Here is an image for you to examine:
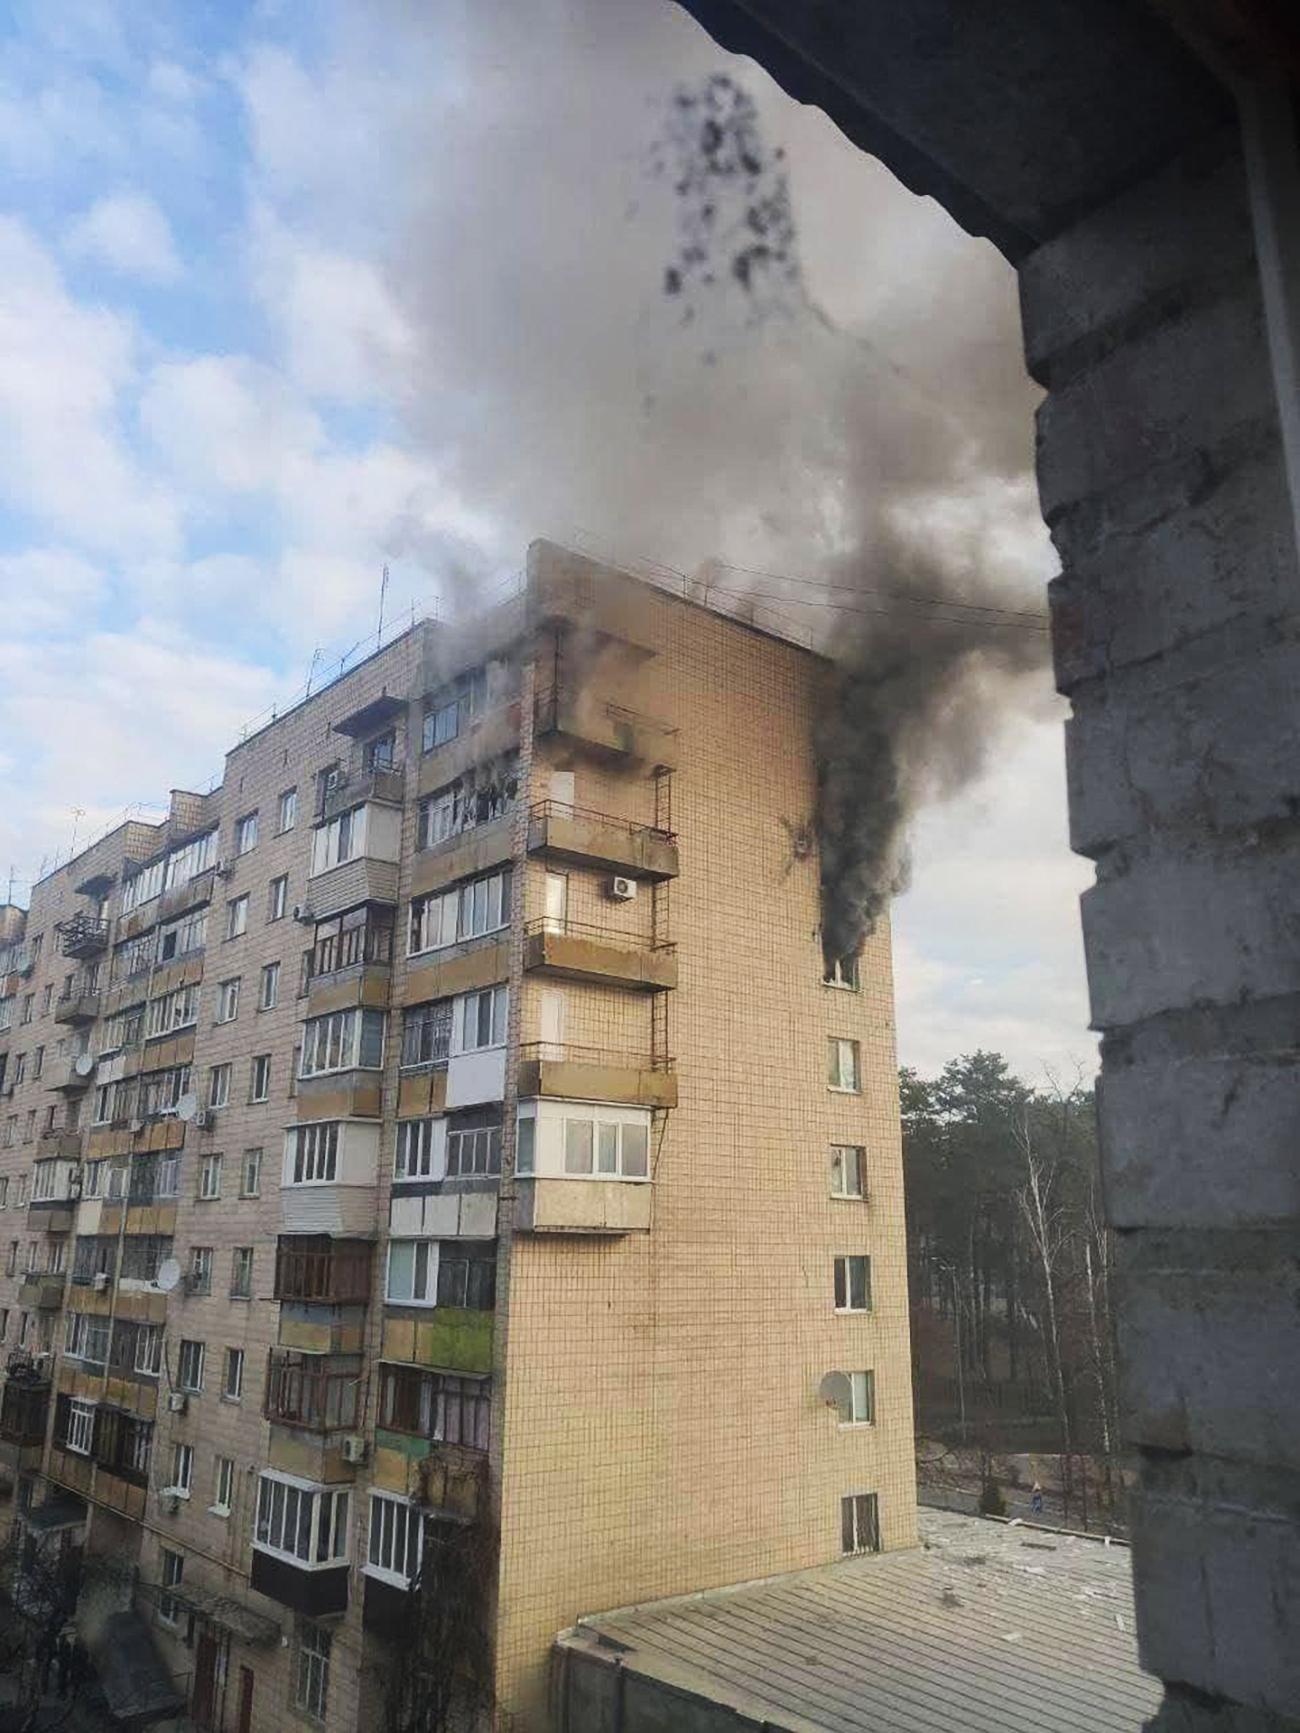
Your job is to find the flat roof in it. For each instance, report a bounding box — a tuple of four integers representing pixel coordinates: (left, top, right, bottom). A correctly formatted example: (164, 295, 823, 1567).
(556, 1508, 1163, 1733)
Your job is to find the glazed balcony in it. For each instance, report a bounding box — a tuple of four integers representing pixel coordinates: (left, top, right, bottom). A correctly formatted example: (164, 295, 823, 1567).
(319, 764, 405, 824)
(264, 1350, 365, 1432)
(274, 1238, 372, 1304)
(523, 919, 678, 992)
(526, 800, 679, 882)
(534, 687, 678, 772)
(56, 914, 109, 960)
(517, 1042, 677, 1110)
(0, 1373, 50, 1447)
(17, 1273, 65, 1310)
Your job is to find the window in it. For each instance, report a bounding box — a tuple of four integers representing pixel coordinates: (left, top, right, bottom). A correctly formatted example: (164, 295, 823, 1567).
(159, 1549, 184, 1625)
(278, 788, 298, 833)
(268, 875, 288, 922)
(240, 1148, 262, 1197)
(13, 1053, 25, 1085)
(560, 1114, 648, 1178)
(400, 1000, 452, 1068)
(364, 730, 396, 772)
(446, 1110, 503, 1177)
(190, 1246, 213, 1292)
(46, 1238, 65, 1274)
(208, 1064, 231, 1109)
(157, 1152, 181, 1199)
(235, 811, 259, 855)
(121, 1235, 171, 1283)
(3, 1119, 15, 1149)
(231, 1247, 253, 1298)
(367, 1493, 423, 1587)
(65, 1312, 111, 1364)
(841, 1491, 881, 1554)
(296, 1625, 332, 1722)
(414, 758, 517, 847)
(20, 996, 33, 1025)
(395, 1118, 437, 1180)
(199, 1153, 223, 1200)
(226, 896, 248, 940)
(255, 1473, 349, 1569)
(830, 1146, 866, 1199)
(299, 1008, 386, 1077)
(258, 962, 279, 1010)
(170, 1442, 194, 1496)
(250, 1054, 271, 1102)
(31, 1159, 59, 1202)
(5, 1242, 15, 1277)
(285, 1123, 339, 1185)
(409, 867, 511, 956)
(311, 805, 368, 875)
(460, 985, 508, 1052)
(32, 1046, 43, 1079)
(41, 985, 52, 1014)
(378, 1366, 490, 1450)
(833, 1255, 872, 1312)
(421, 666, 487, 753)
(823, 950, 860, 990)
(0, 1309, 6, 1339)
(847, 1370, 876, 1425)
(157, 907, 207, 963)
(16, 1173, 28, 1206)
(386, 1239, 437, 1306)
(436, 1241, 496, 1311)
(828, 1038, 861, 1093)
(147, 985, 199, 1037)
(216, 978, 240, 1023)
(66, 1398, 96, 1456)
(135, 1323, 162, 1376)
(0, 1177, 7, 1209)
(23, 1109, 35, 1143)
(307, 906, 393, 980)
(213, 1455, 235, 1515)
(223, 1347, 244, 1401)
(26, 1239, 41, 1273)
(139, 1064, 191, 1119)
(178, 1339, 205, 1392)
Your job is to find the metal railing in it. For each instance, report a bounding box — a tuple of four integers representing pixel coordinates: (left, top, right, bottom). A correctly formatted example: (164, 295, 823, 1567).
(523, 916, 674, 953)
(533, 686, 678, 745)
(55, 914, 110, 959)
(264, 1352, 364, 1431)
(518, 1040, 674, 1071)
(527, 799, 675, 842)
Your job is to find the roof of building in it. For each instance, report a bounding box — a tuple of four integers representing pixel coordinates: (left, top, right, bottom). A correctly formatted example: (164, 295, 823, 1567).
(555, 1508, 1163, 1733)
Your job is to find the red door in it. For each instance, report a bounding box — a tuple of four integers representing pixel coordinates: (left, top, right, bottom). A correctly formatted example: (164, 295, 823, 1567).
(237, 1665, 254, 1733)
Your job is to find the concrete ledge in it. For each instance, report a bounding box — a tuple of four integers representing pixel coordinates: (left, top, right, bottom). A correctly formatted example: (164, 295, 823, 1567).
(528, 809, 678, 882)
(523, 928, 678, 992)
(410, 819, 515, 897)
(519, 1057, 678, 1110)
(515, 1176, 652, 1235)
(403, 938, 509, 1006)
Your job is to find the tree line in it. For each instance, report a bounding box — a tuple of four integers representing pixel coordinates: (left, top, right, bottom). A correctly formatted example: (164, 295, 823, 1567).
(901, 1051, 1121, 1526)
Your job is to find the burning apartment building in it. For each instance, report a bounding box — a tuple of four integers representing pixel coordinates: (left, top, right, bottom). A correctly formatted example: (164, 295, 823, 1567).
(0, 541, 915, 1730)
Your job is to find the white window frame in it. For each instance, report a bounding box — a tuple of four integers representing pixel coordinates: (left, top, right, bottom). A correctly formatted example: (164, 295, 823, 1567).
(199, 1154, 223, 1201)
(66, 1398, 96, 1456)
(269, 875, 289, 921)
(459, 985, 508, 1054)
(842, 1490, 881, 1555)
(170, 1442, 193, 1497)
(299, 1008, 385, 1078)
(235, 812, 259, 855)
(385, 1239, 438, 1308)
(135, 1323, 162, 1376)
(217, 979, 240, 1023)
(833, 1255, 872, 1314)
(159, 1549, 185, 1626)
(395, 1119, 437, 1180)
(284, 1123, 340, 1186)
(240, 1148, 262, 1197)
(278, 789, 297, 834)
(830, 1145, 866, 1200)
(208, 1064, 231, 1109)
(366, 1492, 423, 1589)
(178, 1338, 205, 1393)
(846, 1369, 876, 1426)
(223, 1347, 244, 1401)
(226, 896, 249, 940)
(231, 1247, 253, 1299)
(213, 1455, 235, 1516)
(295, 1624, 331, 1722)
(311, 805, 368, 876)
(250, 1053, 271, 1102)
(560, 1114, 649, 1179)
(254, 1469, 350, 1571)
(828, 1038, 861, 1093)
(259, 962, 279, 1010)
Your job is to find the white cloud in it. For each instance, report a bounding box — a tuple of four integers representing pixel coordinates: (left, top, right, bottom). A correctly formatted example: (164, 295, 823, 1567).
(66, 188, 182, 283)
(0, 550, 106, 634)
(140, 352, 322, 492)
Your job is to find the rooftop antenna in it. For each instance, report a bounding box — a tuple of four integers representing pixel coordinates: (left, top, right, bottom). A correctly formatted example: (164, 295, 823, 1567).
(305, 647, 323, 698)
(377, 563, 390, 645)
(69, 807, 85, 856)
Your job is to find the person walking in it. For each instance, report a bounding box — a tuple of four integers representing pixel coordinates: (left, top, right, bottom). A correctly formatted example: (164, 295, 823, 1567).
(1031, 1481, 1045, 1517)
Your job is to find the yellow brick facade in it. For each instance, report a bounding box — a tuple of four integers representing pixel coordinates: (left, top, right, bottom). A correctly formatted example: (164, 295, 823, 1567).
(0, 542, 914, 1733)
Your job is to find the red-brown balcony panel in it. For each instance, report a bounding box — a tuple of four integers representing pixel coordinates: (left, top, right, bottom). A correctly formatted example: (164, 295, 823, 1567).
(274, 1237, 372, 1304)
(264, 1350, 364, 1431)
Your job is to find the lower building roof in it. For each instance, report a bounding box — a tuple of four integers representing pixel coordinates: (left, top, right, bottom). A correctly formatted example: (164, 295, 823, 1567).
(553, 1508, 1163, 1733)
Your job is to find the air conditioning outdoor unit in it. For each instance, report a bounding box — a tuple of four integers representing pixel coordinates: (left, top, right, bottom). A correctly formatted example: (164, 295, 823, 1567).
(128, 1118, 144, 1134)
(162, 1491, 182, 1515)
(191, 1108, 212, 1132)
(168, 1392, 188, 1415)
(608, 876, 637, 901)
(292, 904, 315, 925)
(214, 859, 234, 880)
(340, 1435, 368, 1466)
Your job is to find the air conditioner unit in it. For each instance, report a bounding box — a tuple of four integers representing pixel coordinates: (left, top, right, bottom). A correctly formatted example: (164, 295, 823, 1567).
(162, 1492, 182, 1515)
(213, 859, 234, 880)
(128, 1117, 144, 1133)
(191, 1108, 212, 1131)
(91, 1273, 109, 1292)
(292, 904, 315, 925)
(608, 876, 637, 901)
(168, 1392, 188, 1415)
(340, 1435, 368, 1466)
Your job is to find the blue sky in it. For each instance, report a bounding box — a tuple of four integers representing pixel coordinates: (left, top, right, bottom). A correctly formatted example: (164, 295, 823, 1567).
(0, 0, 1094, 1078)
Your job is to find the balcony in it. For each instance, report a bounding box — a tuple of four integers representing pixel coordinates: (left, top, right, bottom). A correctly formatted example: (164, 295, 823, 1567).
(274, 1237, 372, 1304)
(264, 1350, 364, 1432)
(527, 800, 679, 882)
(56, 914, 109, 960)
(320, 764, 405, 824)
(18, 1273, 67, 1309)
(0, 1368, 51, 1448)
(534, 688, 678, 772)
(523, 918, 678, 992)
(516, 1177, 653, 1235)
(38, 1129, 82, 1161)
(48, 1056, 95, 1094)
(518, 1042, 677, 1110)
(54, 990, 100, 1026)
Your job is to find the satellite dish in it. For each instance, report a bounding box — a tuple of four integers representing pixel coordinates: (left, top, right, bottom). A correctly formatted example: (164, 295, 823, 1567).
(818, 1371, 853, 1419)
(175, 1093, 198, 1123)
(155, 1258, 182, 1294)
(73, 1053, 96, 1078)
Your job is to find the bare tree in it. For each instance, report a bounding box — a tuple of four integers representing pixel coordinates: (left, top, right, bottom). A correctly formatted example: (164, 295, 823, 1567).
(1013, 1110, 1076, 1522)
(0, 1525, 124, 1733)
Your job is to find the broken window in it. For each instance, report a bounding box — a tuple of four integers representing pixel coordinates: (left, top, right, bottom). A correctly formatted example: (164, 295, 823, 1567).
(841, 1491, 880, 1554)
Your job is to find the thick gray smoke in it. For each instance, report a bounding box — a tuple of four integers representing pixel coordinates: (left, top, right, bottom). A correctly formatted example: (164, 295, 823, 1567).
(362, 0, 1053, 951)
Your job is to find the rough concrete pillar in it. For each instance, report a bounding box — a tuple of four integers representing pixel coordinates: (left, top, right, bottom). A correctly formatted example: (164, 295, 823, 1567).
(1019, 126, 1300, 1731)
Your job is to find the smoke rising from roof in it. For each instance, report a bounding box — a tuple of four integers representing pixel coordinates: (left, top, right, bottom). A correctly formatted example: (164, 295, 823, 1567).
(375, 0, 1053, 952)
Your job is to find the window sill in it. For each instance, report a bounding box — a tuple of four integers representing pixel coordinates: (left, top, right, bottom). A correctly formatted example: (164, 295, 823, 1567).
(827, 1086, 862, 1096)
(822, 979, 860, 993)
(161, 1487, 191, 1501)
(833, 1307, 874, 1317)
(830, 1193, 868, 1203)
(838, 1420, 877, 1431)
(363, 1564, 415, 1592)
(208, 1503, 231, 1519)
(220, 1395, 242, 1407)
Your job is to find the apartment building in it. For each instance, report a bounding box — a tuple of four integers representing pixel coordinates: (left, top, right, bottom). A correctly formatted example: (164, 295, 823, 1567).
(0, 541, 916, 1732)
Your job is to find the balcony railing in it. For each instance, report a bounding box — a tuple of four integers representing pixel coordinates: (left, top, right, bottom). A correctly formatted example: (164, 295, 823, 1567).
(56, 914, 110, 960)
(527, 798, 675, 843)
(274, 1240, 372, 1304)
(264, 1351, 364, 1432)
(518, 1040, 674, 1072)
(0, 1375, 51, 1447)
(523, 916, 673, 952)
